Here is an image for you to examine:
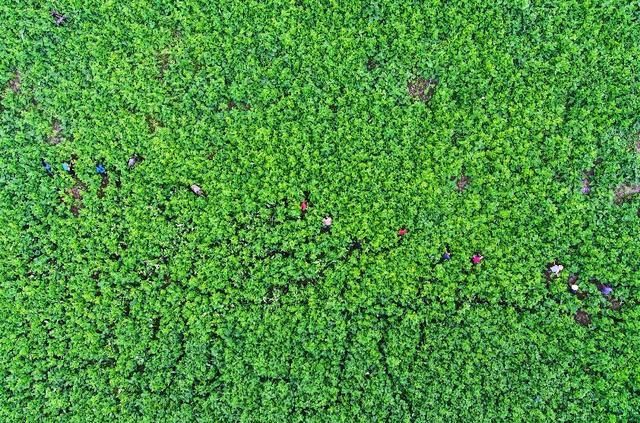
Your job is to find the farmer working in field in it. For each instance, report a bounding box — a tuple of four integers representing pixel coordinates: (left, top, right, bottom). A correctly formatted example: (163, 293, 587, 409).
(321, 215, 332, 233)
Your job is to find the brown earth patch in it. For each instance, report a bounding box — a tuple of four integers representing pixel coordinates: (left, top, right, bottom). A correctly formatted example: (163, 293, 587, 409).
(575, 310, 591, 326)
(408, 77, 438, 103)
(48, 119, 63, 144)
(8, 71, 20, 93)
(98, 174, 109, 198)
(456, 175, 469, 191)
(157, 50, 170, 79)
(609, 298, 622, 311)
(614, 184, 640, 204)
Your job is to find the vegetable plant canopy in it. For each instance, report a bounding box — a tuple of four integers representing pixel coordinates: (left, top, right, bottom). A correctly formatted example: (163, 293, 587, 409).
(1, 1, 640, 421)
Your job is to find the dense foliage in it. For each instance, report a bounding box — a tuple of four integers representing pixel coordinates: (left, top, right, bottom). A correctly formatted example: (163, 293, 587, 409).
(1, 1, 640, 421)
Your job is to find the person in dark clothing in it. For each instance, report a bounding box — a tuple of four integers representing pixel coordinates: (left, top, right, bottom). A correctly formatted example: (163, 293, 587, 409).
(349, 240, 362, 251)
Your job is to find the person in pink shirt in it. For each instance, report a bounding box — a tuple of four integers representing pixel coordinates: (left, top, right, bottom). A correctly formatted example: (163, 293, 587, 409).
(321, 215, 332, 233)
(471, 253, 483, 265)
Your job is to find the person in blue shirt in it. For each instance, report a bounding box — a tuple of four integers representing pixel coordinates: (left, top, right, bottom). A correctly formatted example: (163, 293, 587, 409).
(598, 283, 613, 296)
(62, 155, 78, 177)
(442, 246, 452, 261)
(42, 159, 53, 175)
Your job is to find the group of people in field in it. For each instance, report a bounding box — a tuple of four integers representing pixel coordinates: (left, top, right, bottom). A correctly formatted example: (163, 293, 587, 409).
(301, 196, 486, 264)
(42, 156, 615, 304)
(300, 198, 617, 305)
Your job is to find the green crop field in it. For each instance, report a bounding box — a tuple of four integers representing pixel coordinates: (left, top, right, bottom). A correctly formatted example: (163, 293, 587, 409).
(1, 1, 640, 421)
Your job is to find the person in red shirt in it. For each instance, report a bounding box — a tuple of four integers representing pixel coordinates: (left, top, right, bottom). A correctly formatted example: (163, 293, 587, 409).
(300, 191, 310, 217)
